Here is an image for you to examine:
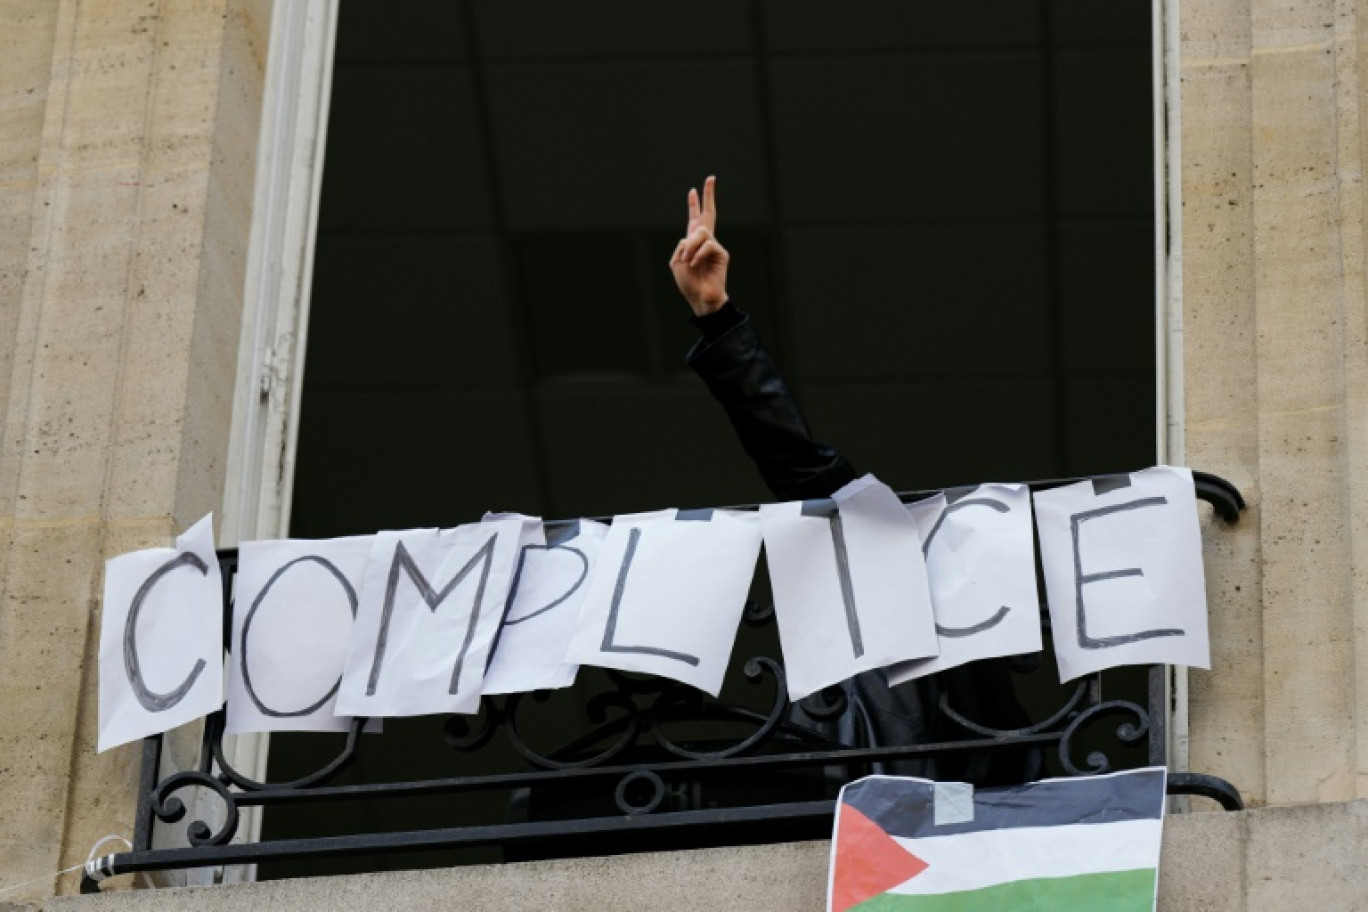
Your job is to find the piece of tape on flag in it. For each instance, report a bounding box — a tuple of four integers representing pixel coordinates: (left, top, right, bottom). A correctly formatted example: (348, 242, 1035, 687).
(933, 782, 974, 826)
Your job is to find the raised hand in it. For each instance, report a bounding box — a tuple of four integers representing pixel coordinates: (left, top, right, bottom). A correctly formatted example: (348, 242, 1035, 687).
(669, 175, 730, 316)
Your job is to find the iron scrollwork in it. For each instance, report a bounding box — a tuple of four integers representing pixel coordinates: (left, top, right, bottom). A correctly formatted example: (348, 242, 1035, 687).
(150, 770, 240, 848)
(1057, 699, 1151, 777)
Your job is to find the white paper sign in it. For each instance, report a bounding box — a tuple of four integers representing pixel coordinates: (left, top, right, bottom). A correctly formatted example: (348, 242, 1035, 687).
(337, 520, 522, 717)
(225, 536, 374, 735)
(566, 509, 762, 697)
(98, 514, 224, 752)
(888, 484, 1043, 684)
(761, 475, 939, 700)
(481, 518, 608, 695)
(1033, 466, 1211, 682)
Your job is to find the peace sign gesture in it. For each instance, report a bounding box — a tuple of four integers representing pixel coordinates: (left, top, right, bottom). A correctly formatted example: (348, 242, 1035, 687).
(669, 175, 730, 317)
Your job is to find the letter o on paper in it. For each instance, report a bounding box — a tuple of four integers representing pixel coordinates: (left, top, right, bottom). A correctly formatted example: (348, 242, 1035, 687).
(241, 556, 358, 718)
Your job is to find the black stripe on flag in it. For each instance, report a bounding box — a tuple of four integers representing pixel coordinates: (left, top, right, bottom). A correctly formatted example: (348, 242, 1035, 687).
(841, 768, 1166, 839)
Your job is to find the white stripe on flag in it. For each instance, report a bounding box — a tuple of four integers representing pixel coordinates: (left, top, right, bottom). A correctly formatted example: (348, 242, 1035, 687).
(888, 817, 1162, 896)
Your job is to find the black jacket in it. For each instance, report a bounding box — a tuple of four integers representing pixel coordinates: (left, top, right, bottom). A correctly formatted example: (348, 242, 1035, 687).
(687, 304, 857, 501)
(688, 304, 1039, 785)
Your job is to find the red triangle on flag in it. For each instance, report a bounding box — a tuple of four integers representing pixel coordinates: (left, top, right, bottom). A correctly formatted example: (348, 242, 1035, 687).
(830, 804, 929, 912)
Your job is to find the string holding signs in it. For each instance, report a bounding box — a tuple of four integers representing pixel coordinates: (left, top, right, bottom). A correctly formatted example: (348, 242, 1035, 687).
(566, 509, 763, 698)
(480, 515, 608, 696)
(888, 483, 1042, 685)
(336, 519, 523, 718)
(761, 476, 939, 700)
(224, 535, 374, 736)
(1033, 466, 1210, 682)
(98, 514, 224, 753)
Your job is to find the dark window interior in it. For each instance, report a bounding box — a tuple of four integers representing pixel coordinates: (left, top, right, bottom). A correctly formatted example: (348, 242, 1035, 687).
(272, 0, 1156, 878)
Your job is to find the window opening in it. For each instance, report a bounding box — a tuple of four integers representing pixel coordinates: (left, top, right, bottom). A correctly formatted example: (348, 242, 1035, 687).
(277, 0, 1158, 878)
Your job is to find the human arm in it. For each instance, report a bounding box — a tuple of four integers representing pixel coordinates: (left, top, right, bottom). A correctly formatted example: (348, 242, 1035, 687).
(671, 177, 857, 500)
(687, 310, 857, 500)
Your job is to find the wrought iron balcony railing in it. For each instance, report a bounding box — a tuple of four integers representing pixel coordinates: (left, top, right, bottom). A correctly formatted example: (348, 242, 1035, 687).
(82, 471, 1246, 892)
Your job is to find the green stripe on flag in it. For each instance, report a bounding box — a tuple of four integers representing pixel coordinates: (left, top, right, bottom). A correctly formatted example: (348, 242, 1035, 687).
(850, 867, 1157, 912)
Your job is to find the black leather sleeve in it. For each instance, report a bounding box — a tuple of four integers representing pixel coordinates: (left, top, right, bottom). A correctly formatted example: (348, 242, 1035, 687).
(686, 308, 858, 501)
(685, 306, 1040, 786)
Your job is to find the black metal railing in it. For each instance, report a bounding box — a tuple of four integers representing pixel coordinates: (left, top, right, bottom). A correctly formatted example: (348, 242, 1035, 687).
(83, 471, 1246, 892)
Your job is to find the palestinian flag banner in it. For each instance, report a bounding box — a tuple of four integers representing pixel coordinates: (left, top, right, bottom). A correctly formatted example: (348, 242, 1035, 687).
(828, 767, 1166, 912)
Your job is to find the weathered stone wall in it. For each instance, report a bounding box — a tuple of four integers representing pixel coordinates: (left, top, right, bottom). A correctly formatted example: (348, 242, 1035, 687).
(1182, 0, 1368, 808)
(0, 0, 270, 900)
